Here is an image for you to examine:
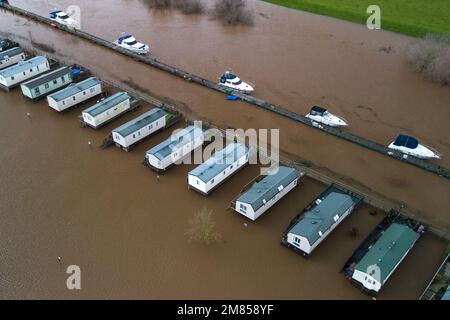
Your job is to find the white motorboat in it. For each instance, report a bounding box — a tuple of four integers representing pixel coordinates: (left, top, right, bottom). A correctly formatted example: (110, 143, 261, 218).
(113, 34, 149, 55)
(306, 106, 348, 127)
(50, 10, 77, 27)
(218, 71, 254, 94)
(388, 135, 441, 159)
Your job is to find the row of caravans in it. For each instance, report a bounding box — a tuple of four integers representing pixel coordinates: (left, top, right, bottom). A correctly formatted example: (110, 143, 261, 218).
(0, 49, 429, 298)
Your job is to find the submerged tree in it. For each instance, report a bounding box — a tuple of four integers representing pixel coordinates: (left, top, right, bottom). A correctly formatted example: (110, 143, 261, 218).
(143, 0, 204, 14)
(406, 33, 450, 86)
(186, 208, 221, 244)
(173, 0, 204, 14)
(212, 0, 255, 26)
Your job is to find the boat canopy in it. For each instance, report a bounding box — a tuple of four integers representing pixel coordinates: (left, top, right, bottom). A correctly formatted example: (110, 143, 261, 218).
(50, 10, 62, 18)
(393, 135, 419, 149)
(118, 34, 133, 41)
(310, 106, 327, 116)
(223, 72, 237, 80)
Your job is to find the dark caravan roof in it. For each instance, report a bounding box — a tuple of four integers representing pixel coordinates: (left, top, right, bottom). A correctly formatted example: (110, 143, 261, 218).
(393, 135, 419, 149)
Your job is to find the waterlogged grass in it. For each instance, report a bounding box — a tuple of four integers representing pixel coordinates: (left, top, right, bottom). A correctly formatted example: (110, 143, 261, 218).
(263, 0, 450, 37)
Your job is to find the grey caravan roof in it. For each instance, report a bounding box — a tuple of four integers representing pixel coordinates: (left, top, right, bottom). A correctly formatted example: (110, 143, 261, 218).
(189, 143, 249, 183)
(83, 92, 130, 117)
(49, 77, 101, 102)
(113, 108, 167, 138)
(21, 67, 71, 89)
(237, 166, 298, 211)
(288, 187, 361, 245)
(0, 47, 23, 61)
(0, 56, 47, 78)
(146, 125, 203, 161)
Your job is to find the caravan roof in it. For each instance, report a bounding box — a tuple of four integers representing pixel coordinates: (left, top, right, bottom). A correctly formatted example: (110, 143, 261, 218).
(0, 56, 48, 78)
(355, 223, 420, 284)
(83, 92, 130, 117)
(0, 47, 23, 61)
(237, 166, 298, 211)
(21, 66, 71, 89)
(189, 143, 249, 183)
(48, 77, 101, 102)
(288, 187, 361, 245)
(146, 125, 203, 161)
(113, 108, 167, 138)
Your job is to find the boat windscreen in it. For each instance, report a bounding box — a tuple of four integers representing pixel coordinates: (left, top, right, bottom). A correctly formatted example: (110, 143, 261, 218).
(225, 73, 237, 80)
(394, 135, 419, 149)
(60, 14, 70, 19)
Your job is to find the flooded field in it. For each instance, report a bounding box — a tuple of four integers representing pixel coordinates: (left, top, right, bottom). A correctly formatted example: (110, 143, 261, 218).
(0, 88, 446, 299)
(0, 0, 449, 299)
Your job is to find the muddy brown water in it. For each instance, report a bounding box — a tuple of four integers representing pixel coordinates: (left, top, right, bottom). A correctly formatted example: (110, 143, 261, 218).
(0, 1, 448, 299)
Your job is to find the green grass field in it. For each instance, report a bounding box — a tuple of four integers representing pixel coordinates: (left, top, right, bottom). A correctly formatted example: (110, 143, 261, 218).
(263, 0, 450, 37)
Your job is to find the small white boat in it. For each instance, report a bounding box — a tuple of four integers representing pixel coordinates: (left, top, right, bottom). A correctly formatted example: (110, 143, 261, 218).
(306, 106, 348, 127)
(113, 34, 149, 55)
(388, 135, 441, 159)
(219, 71, 254, 94)
(50, 10, 77, 27)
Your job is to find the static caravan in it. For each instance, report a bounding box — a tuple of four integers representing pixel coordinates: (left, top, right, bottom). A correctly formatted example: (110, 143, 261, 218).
(20, 66, 73, 100)
(145, 125, 204, 172)
(112, 108, 168, 151)
(420, 252, 450, 300)
(282, 185, 363, 256)
(0, 56, 50, 90)
(0, 38, 19, 52)
(188, 143, 250, 196)
(350, 223, 421, 294)
(234, 166, 302, 221)
(47, 77, 102, 112)
(81, 92, 131, 129)
(0, 47, 25, 70)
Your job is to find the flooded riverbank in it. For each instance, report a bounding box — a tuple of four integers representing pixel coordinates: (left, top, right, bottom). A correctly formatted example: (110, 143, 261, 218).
(0, 0, 449, 299)
(1, 5, 449, 231)
(0, 88, 446, 299)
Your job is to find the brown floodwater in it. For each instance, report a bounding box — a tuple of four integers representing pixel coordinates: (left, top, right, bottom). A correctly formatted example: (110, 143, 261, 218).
(0, 0, 449, 299)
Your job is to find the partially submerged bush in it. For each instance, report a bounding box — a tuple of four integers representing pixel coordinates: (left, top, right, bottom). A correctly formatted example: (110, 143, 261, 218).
(173, 0, 204, 14)
(143, 0, 204, 14)
(212, 0, 254, 26)
(406, 33, 450, 86)
(186, 208, 221, 244)
(144, 0, 171, 9)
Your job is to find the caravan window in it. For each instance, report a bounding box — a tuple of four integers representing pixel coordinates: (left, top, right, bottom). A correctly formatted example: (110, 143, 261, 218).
(90, 88, 95, 93)
(45, 83, 50, 89)
(294, 237, 301, 244)
(53, 80, 57, 85)
(72, 96, 76, 101)
(61, 77, 65, 83)
(240, 204, 247, 212)
(11, 76, 15, 80)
